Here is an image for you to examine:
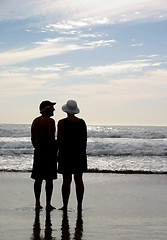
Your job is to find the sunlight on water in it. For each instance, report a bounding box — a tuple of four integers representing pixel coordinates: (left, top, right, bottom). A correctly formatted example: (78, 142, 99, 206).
(0, 124, 167, 173)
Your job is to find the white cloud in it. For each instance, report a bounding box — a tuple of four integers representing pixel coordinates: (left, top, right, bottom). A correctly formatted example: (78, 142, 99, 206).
(34, 64, 70, 72)
(0, 42, 75, 66)
(131, 43, 144, 47)
(68, 59, 163, 77)
(44, 17, 112, 34)
(0, 35, 116, 66)
(1, 1, 167, 125)
(1, 56, 165, 102)
(1, 58, 167, 125)
(49, 69, 167, 113)
(1, 0, 167, 23)
(84, 39, 116, 49)
(0, 56, 164, 93)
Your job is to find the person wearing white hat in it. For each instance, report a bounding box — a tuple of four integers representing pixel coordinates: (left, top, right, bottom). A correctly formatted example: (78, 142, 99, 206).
(57, 100, 87, 212)
(31, 100, 57, 211)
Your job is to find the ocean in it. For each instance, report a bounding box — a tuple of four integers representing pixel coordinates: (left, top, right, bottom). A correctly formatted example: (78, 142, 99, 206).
(0, 124, 167, 173)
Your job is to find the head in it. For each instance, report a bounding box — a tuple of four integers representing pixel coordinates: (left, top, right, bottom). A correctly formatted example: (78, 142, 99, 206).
(39, 100, 56, 117)
(62, 100, 80, 115)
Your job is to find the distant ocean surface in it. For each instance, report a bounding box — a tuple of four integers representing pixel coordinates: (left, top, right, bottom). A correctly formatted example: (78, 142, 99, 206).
(1, 124, 167, 174)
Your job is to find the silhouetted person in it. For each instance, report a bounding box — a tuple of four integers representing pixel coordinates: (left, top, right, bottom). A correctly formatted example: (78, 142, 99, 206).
(31, 100, 57, 211)
(57, 100, 87, 212)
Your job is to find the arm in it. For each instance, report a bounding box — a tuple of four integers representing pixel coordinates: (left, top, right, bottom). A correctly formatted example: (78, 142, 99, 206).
(83, 120, 87, 149)
(57, 119, 64, 144)
(31, 118, 39, 149)
(48, 118, 57, 150)
(80, 119, 87, 150)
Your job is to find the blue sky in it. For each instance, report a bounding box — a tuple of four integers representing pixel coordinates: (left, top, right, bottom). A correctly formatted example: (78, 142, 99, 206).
(1, 0, 167, 125)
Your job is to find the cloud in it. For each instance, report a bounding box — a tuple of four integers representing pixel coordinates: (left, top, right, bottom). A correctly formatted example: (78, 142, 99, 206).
(131, 43, 144, 47)
(0, 41, 76, 66)
(0, 36, 116, 66)
(83, 39, 116, 49)
(2, 68, 167, 103)
(1, 55, 167, 125)
(34, 64, 70, 72)
(1, 0, 167, 23)
(45, 17, 111, 32)
(68, 58, 163, 77)
(1, 56, 166, 101)
(0, 55, 163, 91)
(50, 69, 167, 111)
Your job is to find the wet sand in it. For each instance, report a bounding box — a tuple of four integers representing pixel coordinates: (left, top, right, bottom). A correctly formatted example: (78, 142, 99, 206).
(0, 172, 167, 240)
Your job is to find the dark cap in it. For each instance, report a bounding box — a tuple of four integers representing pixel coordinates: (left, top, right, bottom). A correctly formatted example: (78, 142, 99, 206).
(39, 100, 56, 112)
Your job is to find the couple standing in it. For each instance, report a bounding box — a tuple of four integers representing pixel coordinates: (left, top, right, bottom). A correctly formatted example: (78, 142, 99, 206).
(31, 100, 87, 212)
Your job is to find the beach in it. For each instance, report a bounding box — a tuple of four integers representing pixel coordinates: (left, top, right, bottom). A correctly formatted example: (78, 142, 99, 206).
(0, 173, 167, 240)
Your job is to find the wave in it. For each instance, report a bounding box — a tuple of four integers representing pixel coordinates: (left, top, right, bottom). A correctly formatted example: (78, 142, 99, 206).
(87, 139, 167, 157)
(88, 126, 167, 139)
(0, 124, 31, 137)
(1, 144, 167, 157)
(1, 124, 167, 140)
(1, 124, 167, 174)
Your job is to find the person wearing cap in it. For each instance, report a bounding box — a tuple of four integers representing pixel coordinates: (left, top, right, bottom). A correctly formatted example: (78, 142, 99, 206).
(31, 100, 57, 211)
(57, 100, 87, 212)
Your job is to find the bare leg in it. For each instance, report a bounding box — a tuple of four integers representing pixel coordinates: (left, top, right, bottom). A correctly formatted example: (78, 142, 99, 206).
(59, 175, 72, 211)
(45, 180, 56, 211)
(34, 179, 43, 209)
(74, 174, 84, 212)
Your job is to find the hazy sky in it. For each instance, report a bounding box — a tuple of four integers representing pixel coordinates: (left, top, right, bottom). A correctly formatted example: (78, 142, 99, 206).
(1, 0, 167, 125)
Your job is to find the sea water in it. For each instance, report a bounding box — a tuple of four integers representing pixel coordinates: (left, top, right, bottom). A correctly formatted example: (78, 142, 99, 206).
(0, 124, 167, 173)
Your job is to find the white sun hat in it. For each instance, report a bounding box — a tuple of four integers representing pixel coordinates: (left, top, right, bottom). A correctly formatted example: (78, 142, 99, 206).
(62, 100, 80, 114)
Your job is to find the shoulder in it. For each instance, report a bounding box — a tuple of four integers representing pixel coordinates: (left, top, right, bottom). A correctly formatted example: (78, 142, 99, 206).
(58, 118, 66, 126)
(71, 117, 86, 127)
(58, 118, 66, 123)
(31, 116, 41, 126)
(41, 115, 55, 124)
(79, 118, 86, 125)
(49, 117, 55, 124)
(44, 117, 55, 129)
(33, 115, 55, 126)
(79, 118, 85, 123)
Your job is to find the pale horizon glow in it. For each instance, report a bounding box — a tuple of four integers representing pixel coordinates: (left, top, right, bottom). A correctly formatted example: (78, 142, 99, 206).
(0, 0, 167, 126)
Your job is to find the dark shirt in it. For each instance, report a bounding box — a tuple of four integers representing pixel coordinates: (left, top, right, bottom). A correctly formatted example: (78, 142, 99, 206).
(57, 117, 87, 174)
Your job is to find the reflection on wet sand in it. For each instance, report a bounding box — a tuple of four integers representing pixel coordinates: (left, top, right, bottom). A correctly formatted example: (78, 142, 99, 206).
(31, 210, 56, 240)
(31, 210, 83, 240)
(61, 211, 70, 240)
(61, 211, 83, 240)
(73, 211, 83, 240)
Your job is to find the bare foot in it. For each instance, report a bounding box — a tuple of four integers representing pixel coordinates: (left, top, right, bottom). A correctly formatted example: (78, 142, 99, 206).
(35, 204, 43, 210)
(58, 206, 67, 212)
(46, 205, 56, 211)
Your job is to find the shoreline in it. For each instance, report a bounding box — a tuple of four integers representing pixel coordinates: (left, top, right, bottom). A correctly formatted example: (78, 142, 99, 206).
(1, 169, 167, 174)
(1, 172, 167, 239)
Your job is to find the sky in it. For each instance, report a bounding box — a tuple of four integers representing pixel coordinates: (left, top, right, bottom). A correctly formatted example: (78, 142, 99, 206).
(0, 0, 167, 126)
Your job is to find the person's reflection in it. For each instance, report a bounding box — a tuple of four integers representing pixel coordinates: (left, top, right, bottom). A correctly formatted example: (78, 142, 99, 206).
(74, 211, 83, 240)
(31, 210, 56, 240)
(32, 209, 41, 240)
(61, 210, 83, 240)
(45, 210, 54, 240)
(61, 210, 70, 240)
